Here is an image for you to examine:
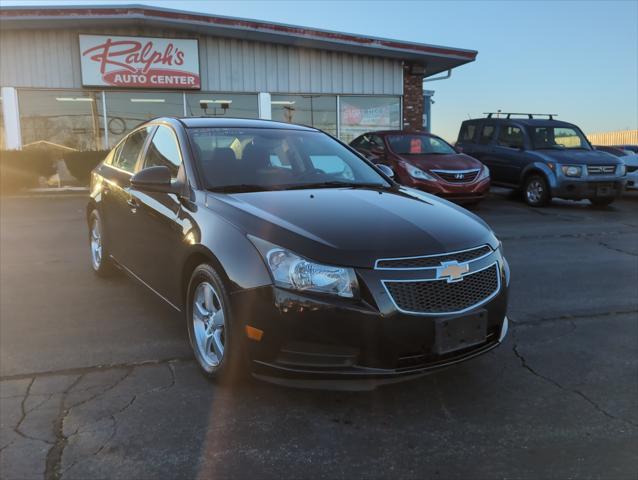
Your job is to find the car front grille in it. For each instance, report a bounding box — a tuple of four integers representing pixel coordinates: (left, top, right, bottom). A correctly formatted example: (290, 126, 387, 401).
(587, 165, 616, 175)
(384, 264, 499, 315)
(376, 245, 492, 270)
(432, 169, 480, 183)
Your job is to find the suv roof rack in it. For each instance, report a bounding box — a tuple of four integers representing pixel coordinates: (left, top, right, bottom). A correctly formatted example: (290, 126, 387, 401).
(483, 112, 558, 120)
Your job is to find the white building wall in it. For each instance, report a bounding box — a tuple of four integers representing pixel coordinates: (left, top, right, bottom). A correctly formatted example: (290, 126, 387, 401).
(0, 27, 403, 95)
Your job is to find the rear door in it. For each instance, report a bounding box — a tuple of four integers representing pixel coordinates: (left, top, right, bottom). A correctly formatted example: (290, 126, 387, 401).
(101, 127, 153, 264)
(492, 123, 527, 183)
(126, 124, 186, 303)
(470, 123, 502, 180)
(456, 122, 478, 153)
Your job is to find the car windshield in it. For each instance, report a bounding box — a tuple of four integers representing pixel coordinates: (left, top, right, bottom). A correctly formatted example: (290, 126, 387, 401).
(187, 128, 391, 192)
(531, 126, 591, 150)
(387, 134, 456, 155)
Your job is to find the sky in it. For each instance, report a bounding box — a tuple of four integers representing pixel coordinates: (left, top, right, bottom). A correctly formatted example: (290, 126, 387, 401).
(3, 0, 637, 141)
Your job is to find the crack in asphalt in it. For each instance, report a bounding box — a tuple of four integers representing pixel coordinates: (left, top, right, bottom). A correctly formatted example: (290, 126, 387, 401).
(58, 362, 178, 479)
(12, 377, 55, 446)
(0, 356, 193, 382)
(43, 367, 137, 480)
(43, 374, 85, 480)
(62, 368, 134, 438)
(597, 240, 638, 257)
(508, 308, 638, 327)
(510, 327, 638, 430)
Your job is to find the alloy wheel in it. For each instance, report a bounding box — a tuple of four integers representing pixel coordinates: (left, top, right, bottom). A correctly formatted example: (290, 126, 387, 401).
(90, 217, 103, 270)
(192, 282, 226, 367)
(526, 179, 544, 204)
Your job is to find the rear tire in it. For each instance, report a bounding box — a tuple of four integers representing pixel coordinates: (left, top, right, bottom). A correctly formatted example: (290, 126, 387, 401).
(589, 197, 615, 207)
(523, 175, 550, 207)
(186, 264, 247, 383)
(88, 210, 116, 277)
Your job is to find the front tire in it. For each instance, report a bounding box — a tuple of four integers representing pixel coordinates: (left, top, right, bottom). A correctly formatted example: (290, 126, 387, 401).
(523, 175, 551, 207)
(186, 264, 246, 382)
(88, 210, 115, 277)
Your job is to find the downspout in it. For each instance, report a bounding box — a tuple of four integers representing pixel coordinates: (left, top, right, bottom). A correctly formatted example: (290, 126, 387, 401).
(422, 69, 453, 132)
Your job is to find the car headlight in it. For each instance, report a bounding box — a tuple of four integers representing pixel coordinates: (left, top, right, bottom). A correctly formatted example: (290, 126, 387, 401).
(402, 162, 436, 181)
(617, 164, 626, 176)
(560, 165, 582, 177)
(265, 248, 358, 298)
(478, 165, 490, 180)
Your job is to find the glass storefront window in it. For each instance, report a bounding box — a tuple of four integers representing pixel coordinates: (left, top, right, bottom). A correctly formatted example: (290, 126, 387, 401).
(0, 96, 5, 150)
(185, 93, 258, 119)
(18, 89, 103, 150)
(271, 95, 337, 137)
(339, 96, 401, 144)
(104, 92, 184, 147)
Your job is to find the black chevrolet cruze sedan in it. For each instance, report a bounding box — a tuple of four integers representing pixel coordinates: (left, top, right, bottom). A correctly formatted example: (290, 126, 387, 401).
(87, 117, 509, 390)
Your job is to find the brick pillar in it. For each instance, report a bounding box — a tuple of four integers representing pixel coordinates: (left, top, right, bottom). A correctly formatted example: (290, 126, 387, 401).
(402, 64, 425, 132)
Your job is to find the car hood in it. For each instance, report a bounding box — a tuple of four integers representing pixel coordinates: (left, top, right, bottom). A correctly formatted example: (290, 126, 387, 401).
(205, 187, 497, 268)
(532, 149, 622, 165)
(620, 153, 638, 167)
(394, 153, 482, 171)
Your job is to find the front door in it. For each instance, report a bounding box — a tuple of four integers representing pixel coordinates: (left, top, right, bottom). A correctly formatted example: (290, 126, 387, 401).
(126, 124, 186, 306)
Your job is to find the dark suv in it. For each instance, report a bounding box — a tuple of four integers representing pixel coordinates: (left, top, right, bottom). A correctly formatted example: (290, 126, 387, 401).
(456, 114, 626, 207)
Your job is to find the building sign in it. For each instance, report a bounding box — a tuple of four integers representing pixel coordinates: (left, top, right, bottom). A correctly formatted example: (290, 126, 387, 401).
(79, 35, 200, 89)
(339, 98, 401, 143)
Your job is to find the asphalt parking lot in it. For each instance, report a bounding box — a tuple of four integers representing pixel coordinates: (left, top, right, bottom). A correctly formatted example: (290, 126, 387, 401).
(1, 189, 637, 480)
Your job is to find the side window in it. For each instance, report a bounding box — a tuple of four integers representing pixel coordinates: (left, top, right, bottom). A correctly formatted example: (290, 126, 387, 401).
(351, 136, 365, 148)
(459, 124, 477, 143)
(113, 127, 152, 173)
(353, 135, 372, 149)
(370, 135, 385, 150)
(498, 125, 524, 149)
(478, 124, 495, 145)
(144, 125, 182, 179)
(104, 142, 123, 166)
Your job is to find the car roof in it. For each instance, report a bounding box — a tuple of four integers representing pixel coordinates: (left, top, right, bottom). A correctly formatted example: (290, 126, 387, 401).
(358, 130, 437, 137)
(170, 117, 318, 131)
(463, 117, 579, 129)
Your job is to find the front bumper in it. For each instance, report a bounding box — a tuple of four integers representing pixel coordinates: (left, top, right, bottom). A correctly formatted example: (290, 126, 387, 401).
(231, 256, 509, 390)
(406, 177, 490, 203)
(252, 318, 508, 391)
(552, 178, 626, 199)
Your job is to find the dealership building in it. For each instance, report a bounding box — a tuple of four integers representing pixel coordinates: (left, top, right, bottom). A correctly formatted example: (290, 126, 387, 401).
(0, 5, 477, 151)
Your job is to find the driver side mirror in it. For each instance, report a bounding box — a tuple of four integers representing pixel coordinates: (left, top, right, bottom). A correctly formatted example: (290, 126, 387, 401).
(376, 164, 395, 179)
(130, 166, 178, 194)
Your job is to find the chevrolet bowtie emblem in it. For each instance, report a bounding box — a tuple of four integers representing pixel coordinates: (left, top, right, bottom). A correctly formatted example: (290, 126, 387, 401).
(436, 260, 469, 282)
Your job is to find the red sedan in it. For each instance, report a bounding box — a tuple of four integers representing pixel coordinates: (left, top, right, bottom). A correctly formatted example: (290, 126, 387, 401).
(350, 131, 490, 205)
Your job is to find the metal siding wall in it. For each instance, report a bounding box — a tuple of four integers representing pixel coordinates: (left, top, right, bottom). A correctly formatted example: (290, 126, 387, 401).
(587, 130, 638, 146)
(0, 28, 403, 95)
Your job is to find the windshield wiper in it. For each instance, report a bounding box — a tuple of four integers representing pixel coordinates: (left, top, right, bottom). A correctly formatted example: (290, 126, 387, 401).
(282, 181, 391, 191)
(208, 184, 276, 193)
